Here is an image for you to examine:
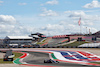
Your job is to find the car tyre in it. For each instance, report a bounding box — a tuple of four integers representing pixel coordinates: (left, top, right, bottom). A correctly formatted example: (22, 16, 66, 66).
(44, 60, 46, 63)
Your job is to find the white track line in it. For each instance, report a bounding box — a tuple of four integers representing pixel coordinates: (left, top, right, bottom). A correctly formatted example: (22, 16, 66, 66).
(67, 52, 79, 60)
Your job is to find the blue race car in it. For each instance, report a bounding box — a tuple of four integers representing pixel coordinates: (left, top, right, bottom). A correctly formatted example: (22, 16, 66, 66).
(44, 59, 59, 63)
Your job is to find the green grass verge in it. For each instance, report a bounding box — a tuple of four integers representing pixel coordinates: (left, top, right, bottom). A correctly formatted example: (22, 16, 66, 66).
(37, 42, 45, 45)
(13, 52, 23, 60)
(42, 39, 46, 42)
(91, 62, 100, 64)
(0, 52, 23, 64)
(63, 41, 89, 47)
(0, 59, 13, 64)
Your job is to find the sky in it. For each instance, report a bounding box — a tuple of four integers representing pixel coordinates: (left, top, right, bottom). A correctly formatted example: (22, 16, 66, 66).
(0, 0, 100, 38)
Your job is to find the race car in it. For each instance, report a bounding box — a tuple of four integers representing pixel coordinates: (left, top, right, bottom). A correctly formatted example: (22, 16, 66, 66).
(3, 50, 14, 61)
(44, 59, 59, 63)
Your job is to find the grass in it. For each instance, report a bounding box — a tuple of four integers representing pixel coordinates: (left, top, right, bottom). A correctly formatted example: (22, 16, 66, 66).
(37, 38, 50, 45)
(37, 42, 46, 45)
(63, 41, 89, 47)
(13, 52, 23, 60)
(42, 38, 46, 42)
(0, 59, 13, 64)
(91, 62, 100, 64)
(0, 52, 23, 64)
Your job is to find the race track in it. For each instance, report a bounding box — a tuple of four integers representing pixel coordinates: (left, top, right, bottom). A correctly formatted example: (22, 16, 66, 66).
(0, 48, 100, 67)
(23, 51, 96, 67)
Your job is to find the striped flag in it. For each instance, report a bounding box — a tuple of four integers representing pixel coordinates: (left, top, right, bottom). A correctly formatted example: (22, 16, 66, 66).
(78, 17, 81, 26)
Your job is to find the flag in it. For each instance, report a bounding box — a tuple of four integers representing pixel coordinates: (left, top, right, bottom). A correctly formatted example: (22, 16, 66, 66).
(78, 17, 81, 26)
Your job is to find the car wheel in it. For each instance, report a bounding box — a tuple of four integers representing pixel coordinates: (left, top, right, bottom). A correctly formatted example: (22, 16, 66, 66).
(44, 60, 46, 63)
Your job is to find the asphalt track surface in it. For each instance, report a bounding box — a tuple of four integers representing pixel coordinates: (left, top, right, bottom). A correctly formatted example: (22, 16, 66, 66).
(23, 51, 98, 67)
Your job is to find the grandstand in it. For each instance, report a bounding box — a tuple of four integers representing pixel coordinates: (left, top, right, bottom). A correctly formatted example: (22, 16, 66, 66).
(30, 32, 46, 38)
(3, 36, 34, 47)
(40, 34, 94, 47)
(0, 39, 3, 48)
(92, 31, 100, 38)
(78, 43, 100, 48)
(30, 32, 46, 42)
(2, 32, 47, 48)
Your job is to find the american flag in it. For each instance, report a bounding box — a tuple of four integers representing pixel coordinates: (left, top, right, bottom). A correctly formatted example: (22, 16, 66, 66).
(78, 17, 81, 26)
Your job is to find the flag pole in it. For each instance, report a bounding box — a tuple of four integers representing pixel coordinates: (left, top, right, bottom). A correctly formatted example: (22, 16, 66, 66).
(86, 27, 87, 35)
(78, 17, 81, 44)
(79, 22, 81, 44)
(80, 24, 81, 35)
(78, 17, 81, 34)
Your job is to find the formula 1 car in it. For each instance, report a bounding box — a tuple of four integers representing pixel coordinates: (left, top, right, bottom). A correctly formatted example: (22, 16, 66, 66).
(3, 50, 14, 61)
(44, 59, 59, 63)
